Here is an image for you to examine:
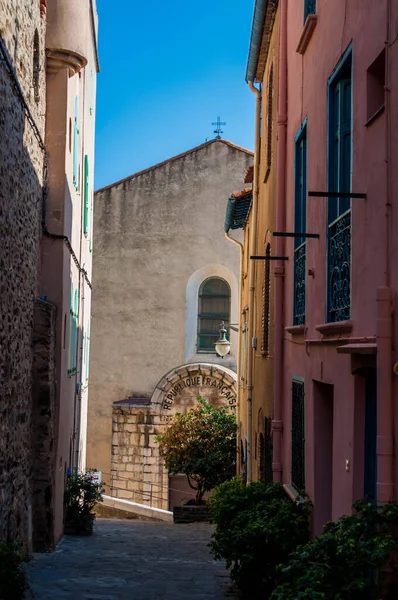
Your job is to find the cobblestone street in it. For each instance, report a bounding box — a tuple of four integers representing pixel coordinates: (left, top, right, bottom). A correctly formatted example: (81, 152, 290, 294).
(28, 519, 232, 600)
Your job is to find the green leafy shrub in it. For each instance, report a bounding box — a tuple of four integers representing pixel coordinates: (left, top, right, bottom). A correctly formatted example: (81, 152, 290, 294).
(156, 397, 236, 504)
(64, 470, 104, 535)
(208, 478, 312, 598)
(0, 541, 30, 600)
(271, 500, 398, 600)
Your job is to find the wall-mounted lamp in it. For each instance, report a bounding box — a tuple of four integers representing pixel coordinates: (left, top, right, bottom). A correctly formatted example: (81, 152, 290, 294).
(215, 321, 231, 358)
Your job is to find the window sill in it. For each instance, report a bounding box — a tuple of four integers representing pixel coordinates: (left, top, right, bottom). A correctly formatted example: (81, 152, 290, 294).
(296, 14, 317, 55)
(365, 105, 385, 127)
(285, 325, 305, 336)
(315, 320, 353, 336)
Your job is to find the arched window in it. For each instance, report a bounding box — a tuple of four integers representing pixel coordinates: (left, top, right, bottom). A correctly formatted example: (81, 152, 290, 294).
(197, 277, 230, 352)
(33, 30, 40, 103)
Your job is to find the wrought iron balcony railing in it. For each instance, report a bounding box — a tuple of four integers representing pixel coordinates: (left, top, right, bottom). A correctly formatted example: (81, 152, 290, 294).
(327, 211, 351, 323)
(293, 243, 306, 326)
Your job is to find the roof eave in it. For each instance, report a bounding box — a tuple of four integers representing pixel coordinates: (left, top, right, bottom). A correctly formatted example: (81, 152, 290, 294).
(245, 0, 278, 83)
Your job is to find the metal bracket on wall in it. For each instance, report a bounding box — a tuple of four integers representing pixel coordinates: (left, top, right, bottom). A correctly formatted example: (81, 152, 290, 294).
(308, 191, 367, 199)
(273, 232, 320, 239)
(250, 256, 289, 260)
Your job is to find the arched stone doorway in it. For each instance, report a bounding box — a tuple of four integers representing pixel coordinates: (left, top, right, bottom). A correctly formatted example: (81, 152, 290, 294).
(111, 363, 236, 510)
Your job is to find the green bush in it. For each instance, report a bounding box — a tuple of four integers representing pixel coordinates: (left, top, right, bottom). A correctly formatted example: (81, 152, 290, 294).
(0, 542, 30, 600)
(64, 470, 104, 535)
(156, 397, 236, 504)
(208, 478, 312, 598)
(271, 500, 398, 600)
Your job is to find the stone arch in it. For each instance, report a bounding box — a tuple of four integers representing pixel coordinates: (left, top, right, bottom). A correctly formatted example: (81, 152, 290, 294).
(150, 362, 237, 416)
(185, 264, 239, 367)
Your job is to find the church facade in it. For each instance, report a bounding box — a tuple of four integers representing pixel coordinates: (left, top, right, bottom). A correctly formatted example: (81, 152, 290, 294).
(87, 139, 253, 508)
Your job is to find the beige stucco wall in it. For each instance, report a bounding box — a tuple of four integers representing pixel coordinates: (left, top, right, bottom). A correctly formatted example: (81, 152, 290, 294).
(87, 139, 253, 487)
(39, 0, 98, 543)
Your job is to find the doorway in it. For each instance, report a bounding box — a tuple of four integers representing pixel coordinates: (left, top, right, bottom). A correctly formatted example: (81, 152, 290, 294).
(364, 370, 377, 504)
(313, 381, 334, 536)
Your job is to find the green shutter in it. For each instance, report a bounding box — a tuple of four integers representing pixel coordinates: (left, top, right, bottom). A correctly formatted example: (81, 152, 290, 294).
(84, 155, 89, 234)
(73, 97, 79, 190)
(68, 286, 74, 375)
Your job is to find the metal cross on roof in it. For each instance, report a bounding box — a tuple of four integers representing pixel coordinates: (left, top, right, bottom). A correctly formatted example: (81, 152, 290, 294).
(212, 116, 226, 139)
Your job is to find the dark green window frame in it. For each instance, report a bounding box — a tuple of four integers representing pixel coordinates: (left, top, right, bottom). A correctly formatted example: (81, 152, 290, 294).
(291, 378, 305, 491)
(293, 120, 307, 326)
(304, 0, 316, 22)
(327, 46, 352, 323)
(197, 277, 230, 353)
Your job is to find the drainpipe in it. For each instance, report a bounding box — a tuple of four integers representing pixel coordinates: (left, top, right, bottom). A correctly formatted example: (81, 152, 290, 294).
(246, 80, 261, 484)
(225, 232, 244, 470)
(272, 0, 288, 484)
(377, 0, 394, 504)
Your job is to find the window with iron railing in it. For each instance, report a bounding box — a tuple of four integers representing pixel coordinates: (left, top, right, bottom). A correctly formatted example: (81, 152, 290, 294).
(327, 50, 352, 323)
(197, 277, 230, 352)
(291, 379, 305, 491)
(304, 0, 316, 22)
(293, 122, 307, 325)
(261, 244, 271, 354)
(258, 417, 273, 483)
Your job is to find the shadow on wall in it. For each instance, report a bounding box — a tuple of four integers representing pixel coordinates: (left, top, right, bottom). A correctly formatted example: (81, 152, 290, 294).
(0, 37, 44, 549)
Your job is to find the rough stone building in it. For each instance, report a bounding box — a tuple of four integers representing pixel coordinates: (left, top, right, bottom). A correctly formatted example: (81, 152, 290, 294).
(0, 0, 46, 551)
(88, 140, 253, 509)
(0, 0, 99, 551)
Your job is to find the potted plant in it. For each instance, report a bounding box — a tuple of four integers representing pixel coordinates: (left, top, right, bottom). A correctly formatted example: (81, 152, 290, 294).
(64, 470, 104, 535)
(156, 396, 236, 523)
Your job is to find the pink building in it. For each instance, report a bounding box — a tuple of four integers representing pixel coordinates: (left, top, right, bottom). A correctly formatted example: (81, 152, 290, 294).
(254, 0, 398, 534)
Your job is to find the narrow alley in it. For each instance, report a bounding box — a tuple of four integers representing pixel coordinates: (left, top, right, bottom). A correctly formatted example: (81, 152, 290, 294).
(28, 520, 233, 600)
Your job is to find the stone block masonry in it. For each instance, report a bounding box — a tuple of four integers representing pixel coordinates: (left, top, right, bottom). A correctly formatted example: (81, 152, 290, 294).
(110, 364, 237, 511)
(0, 0, 46, 548)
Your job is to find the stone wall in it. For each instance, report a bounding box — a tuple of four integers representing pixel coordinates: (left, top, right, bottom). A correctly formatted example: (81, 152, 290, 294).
(31, 299, 56, 552)
(0, 0, 46, 547)
(110, 363, 237, 511)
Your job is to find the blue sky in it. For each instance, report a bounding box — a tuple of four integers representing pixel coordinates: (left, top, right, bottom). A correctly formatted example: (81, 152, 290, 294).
(94, 0, 255, 190)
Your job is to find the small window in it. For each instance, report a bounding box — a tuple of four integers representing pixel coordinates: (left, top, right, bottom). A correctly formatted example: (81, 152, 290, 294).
(366, 49, 385, 124)
(261, 244, 271, 354)
(304, 0, 316, 22)
(258, 417, 273, 483)
(33, 30, 40, 103)
(197, 277, 230, 352)
(291, 379, 305, 491)
(240, 319, 247, 384)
